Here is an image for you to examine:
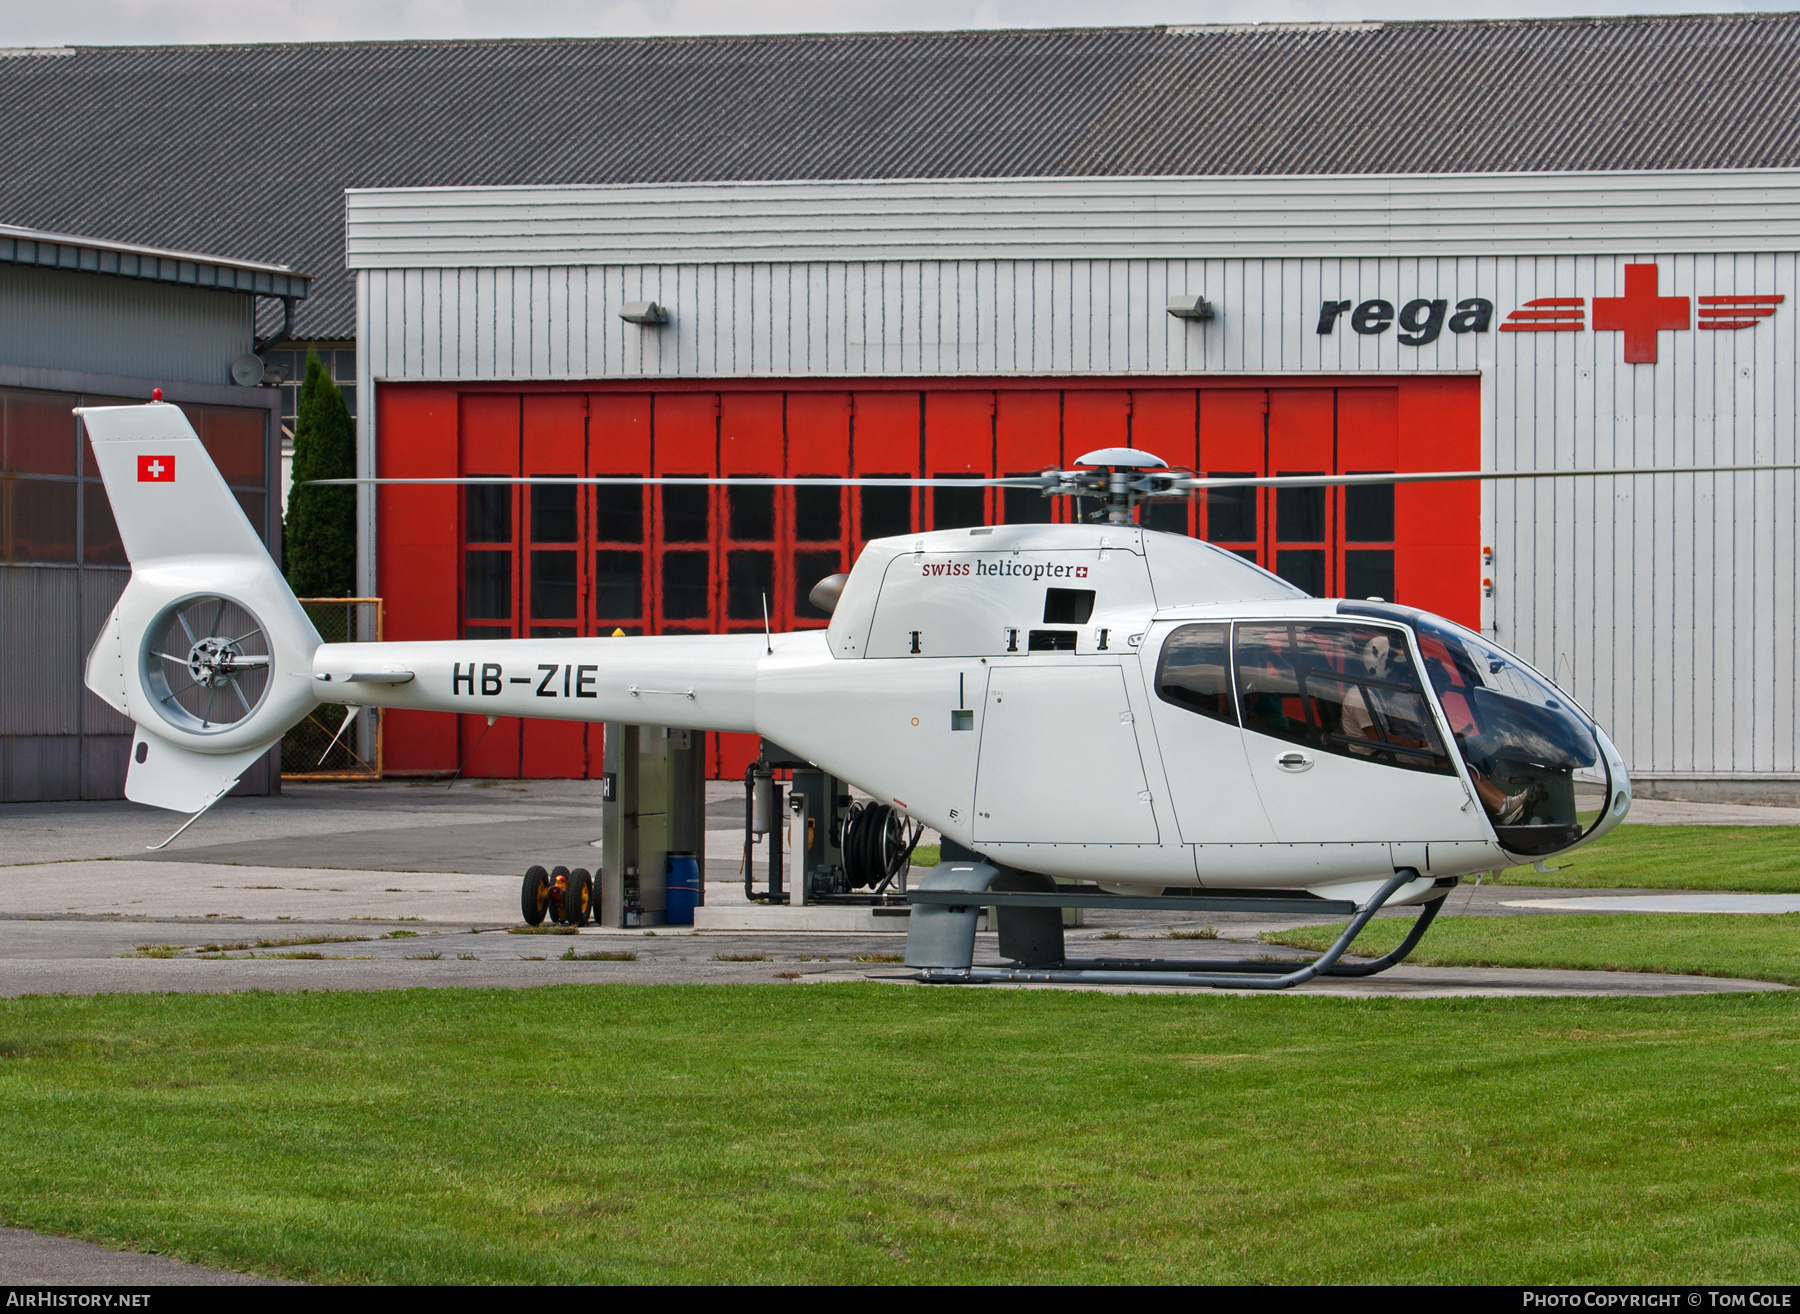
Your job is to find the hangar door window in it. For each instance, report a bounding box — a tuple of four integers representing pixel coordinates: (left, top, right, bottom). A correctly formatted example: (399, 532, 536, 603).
(529, 480, 580, 638)
(463, 482, 513, 638)
(793, 478, 845, 621)
(659, 482, 712, 625)
(1132, 389, 1420, 606)
(726, 479, 776, 622)
(593, 480, 645, 631)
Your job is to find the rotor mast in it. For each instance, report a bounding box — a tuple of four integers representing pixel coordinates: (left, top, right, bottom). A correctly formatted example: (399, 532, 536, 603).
(1045, 448, 1176, 523)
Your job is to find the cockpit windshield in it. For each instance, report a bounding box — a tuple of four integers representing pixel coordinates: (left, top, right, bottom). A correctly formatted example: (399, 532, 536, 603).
(1411, 615, 1611, 856)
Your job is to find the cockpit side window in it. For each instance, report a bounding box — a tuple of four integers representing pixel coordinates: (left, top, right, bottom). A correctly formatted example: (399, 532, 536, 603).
(1154, 623, 1236, 725)
(1234, 622, 1454, 775)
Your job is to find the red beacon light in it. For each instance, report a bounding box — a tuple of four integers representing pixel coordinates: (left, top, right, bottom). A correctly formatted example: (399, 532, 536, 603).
(151, 388, 163, 401)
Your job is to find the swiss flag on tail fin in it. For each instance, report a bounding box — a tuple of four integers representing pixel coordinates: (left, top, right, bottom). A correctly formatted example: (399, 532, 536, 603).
(137, 455, 174, 482)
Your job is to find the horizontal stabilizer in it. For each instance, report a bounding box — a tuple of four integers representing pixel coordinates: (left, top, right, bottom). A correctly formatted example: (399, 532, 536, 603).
(126, 728, 266, 814)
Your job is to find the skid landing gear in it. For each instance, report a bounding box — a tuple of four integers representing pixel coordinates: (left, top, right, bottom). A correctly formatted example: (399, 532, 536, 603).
(905, 868, 1445, 990)
(520, 864, 593, 927)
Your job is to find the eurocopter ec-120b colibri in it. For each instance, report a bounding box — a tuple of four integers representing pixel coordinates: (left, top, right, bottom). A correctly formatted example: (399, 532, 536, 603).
(83, 398, 1758, 989)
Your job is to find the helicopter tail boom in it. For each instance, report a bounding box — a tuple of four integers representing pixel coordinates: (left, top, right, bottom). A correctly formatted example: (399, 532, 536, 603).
(309, 634, 768, 733)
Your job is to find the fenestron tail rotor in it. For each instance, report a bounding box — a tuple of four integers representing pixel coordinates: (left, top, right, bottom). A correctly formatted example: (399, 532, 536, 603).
(141, 595, 273, 734)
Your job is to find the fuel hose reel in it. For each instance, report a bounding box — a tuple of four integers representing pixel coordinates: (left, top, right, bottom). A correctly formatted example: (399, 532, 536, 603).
(838, 801, 923, 891)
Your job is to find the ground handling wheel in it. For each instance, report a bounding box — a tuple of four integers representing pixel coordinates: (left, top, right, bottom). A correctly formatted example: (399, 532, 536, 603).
(564, 867, 592, 926)
(547, 866, 572, 924)
(520, 865, 551, 926)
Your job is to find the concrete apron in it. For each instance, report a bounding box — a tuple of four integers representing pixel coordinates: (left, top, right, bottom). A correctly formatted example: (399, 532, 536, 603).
(1501, 894, 1800, 913)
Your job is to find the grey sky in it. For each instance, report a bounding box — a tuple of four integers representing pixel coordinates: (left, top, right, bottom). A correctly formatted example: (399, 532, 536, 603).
(0, 0, 1792, 48)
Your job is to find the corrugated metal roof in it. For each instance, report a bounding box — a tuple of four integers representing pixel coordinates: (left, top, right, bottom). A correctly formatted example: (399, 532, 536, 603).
(3, 14, 1798, 339)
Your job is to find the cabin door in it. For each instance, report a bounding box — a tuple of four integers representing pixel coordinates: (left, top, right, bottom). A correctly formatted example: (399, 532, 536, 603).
(972, 664, 1160, 845)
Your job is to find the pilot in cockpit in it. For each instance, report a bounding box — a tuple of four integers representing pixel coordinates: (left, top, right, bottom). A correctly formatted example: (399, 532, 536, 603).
(1342, 634, 1528, 826)
(1420, 650, 1530, 826)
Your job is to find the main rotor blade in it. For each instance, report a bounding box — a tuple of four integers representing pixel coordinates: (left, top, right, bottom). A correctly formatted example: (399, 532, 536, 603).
(308, 465, 1800, 492)
(1169, 464, 1800, 490)
(305, 475, 1052, 489)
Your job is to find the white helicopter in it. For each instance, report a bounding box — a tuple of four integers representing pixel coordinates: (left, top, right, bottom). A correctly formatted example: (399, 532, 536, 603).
(81, 399, 1760, 989)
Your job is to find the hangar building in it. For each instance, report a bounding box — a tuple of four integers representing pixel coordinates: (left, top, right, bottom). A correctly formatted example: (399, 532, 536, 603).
(349, 173, 1800, 793)
(3, 16, 1799, 795)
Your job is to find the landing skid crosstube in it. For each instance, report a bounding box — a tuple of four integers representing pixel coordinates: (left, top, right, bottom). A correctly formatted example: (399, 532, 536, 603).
(905, 868, 1444, 990)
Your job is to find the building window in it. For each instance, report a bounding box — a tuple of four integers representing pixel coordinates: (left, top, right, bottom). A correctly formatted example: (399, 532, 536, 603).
(264, 343, 357, 431)
(2, 387, 266, 567)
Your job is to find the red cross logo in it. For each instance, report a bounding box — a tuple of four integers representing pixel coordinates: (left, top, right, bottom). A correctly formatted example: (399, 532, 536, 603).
(137, 455, 174, 482)
(1592, 264, 1689, 364)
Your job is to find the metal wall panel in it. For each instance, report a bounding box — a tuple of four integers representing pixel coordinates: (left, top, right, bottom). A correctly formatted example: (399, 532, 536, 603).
(0, 564, 137, 802)
(0, 565, 81, 735)
(363, 255, 1501, 384)
(0, 265, 251, 386)
(345, 173, 1800, 269)
(0, 734, 79, 804)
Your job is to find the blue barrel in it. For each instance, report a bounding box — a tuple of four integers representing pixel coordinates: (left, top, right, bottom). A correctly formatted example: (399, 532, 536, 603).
(665, 852, 700, 926)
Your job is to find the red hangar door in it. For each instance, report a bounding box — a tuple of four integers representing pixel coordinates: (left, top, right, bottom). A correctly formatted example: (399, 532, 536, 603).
(375, 376, 1479, 779)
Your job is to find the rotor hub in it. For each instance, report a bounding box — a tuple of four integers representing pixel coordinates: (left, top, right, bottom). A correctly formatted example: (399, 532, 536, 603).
(144, 594, 274, 734)
(186, 636, 246, 687)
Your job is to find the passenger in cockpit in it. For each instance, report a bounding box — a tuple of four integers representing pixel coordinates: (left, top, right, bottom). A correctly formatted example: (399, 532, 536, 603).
(1339, 634, 1394, 749)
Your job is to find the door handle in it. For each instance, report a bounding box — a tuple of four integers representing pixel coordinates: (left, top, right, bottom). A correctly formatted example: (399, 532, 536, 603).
(1275, 750, 1313, 773)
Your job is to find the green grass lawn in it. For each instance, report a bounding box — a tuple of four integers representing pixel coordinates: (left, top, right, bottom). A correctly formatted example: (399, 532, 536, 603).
(1500, 824, 1800, 891)
(3, 986, 1799, 1284)
(1264, 912, 1800, 986)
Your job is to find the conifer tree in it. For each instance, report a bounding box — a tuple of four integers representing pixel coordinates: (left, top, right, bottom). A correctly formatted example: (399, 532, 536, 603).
(284, 350, 356, 597)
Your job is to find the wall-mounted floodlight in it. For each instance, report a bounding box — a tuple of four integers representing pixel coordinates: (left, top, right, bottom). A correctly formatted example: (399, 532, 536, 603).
(620, 300, 670, 326)
(1167, 294, 1215, 321)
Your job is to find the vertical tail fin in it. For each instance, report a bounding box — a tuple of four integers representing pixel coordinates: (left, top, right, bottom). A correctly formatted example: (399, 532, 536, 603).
(79, 401, 322, 812)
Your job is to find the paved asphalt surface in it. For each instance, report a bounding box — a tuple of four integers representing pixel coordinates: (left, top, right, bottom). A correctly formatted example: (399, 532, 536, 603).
(0, 1225, 295, 1285)
(0, 782, 1788, 999)
(0, 782, 1792, 1283)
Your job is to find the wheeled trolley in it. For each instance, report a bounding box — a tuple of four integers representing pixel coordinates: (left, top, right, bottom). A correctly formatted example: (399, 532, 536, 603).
(521, 864, 593, 927)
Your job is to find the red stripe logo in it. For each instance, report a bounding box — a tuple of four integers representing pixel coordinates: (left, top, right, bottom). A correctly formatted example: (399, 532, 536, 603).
(1698, 294, 1785, 331)
(1501, 297, 1585, 331)
(137, 455, 174, 482)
